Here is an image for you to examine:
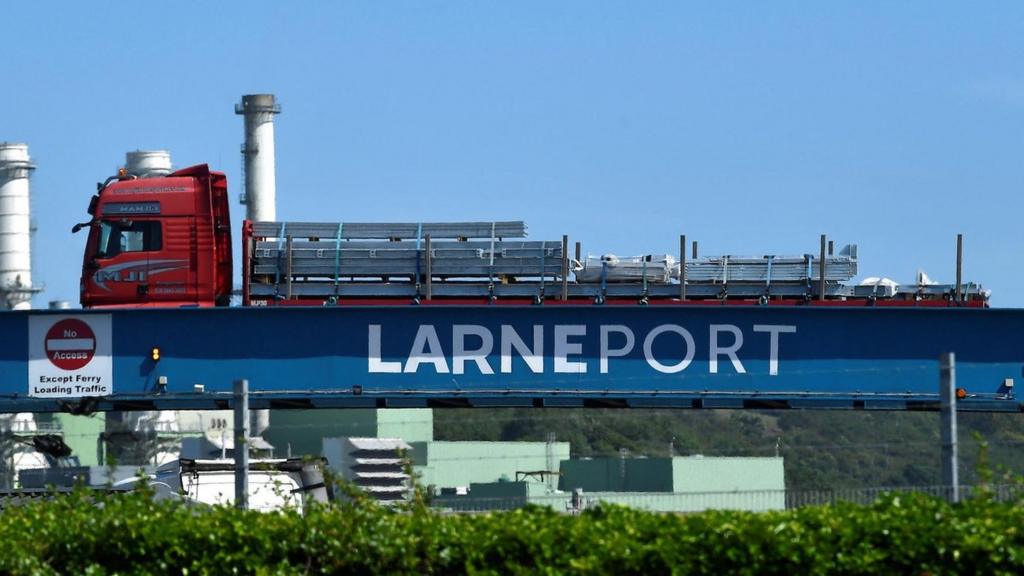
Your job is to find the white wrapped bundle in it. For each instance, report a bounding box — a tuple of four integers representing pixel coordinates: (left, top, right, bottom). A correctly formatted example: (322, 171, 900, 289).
(576, 254, 676, 283)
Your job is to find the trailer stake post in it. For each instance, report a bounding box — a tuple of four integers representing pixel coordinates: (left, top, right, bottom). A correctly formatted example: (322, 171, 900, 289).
(285, 235, 293, 300)
(955, 234, 963, 303)
(818, 234, 827, 301)
(560, 235, 569, 302)
(679, 234, 686, 300)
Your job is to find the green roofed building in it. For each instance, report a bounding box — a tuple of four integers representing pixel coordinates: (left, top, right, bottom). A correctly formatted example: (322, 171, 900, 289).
(559, 455, 784, 493)
(410, 440, 570, 490)
(438, 456, 786, 513)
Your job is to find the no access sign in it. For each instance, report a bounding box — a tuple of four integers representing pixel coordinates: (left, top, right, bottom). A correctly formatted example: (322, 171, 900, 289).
(29, 315, 112, 398)
(46, 319, 95, 370)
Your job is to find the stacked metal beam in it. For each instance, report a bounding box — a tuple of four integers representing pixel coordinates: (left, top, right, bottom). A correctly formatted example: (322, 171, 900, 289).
(576, 246, 857, 285)
(253, 240, 562, 278)
(677, 245, 858, 284)
(250, 220, 562, 282)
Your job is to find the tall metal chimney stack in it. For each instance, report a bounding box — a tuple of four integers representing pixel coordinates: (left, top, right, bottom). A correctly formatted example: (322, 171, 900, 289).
(0, 143, 39, 310)
(235, 94, 280, 222)
(125, 150, 172, 178)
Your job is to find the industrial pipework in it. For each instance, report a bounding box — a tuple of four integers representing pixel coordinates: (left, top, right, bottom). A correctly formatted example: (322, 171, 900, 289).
(235, 94, 280, 222)
(0, 143, 40, 310)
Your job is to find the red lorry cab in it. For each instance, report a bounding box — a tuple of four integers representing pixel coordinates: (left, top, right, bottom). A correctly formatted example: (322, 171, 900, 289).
(79, 165, 232, 308)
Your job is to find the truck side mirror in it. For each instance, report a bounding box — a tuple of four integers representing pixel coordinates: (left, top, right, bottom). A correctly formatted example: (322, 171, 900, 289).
(72, 221, 93, 234)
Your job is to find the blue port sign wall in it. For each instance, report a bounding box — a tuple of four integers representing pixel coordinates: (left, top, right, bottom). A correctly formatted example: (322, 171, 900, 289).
(0, 306, 1021, 412)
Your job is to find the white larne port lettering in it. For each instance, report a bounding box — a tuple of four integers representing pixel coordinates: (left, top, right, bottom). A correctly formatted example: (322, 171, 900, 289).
(367, 323, 797, 376)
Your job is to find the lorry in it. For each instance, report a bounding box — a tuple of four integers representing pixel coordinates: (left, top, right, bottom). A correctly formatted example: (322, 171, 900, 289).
(76, 164, 985, 309)
(117, 457, 334, 512)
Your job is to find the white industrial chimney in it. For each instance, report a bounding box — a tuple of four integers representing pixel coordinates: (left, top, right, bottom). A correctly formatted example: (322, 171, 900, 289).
(125, 150, 172, 178)
(0, 143, 39, 310)
(235, 94, 280, 221)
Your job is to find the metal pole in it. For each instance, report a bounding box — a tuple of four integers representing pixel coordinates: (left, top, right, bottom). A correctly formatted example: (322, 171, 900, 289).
(424, 234, 432, 301)
(955, 234, 963, 303)
(939, 353, 959, 503)
(827, 240, 834, 256)
(560, 235, 569, 302)
(233, 379, 250, 510)
(818, 234, 827, 301)
(285, 235, 293, 300)
(691, 240, 698, 260)
(574, 241, 581, 264)
(679, 235, 687, 301)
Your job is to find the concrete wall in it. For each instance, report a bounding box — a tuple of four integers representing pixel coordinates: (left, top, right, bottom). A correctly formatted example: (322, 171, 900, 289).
(673, 456, 785, 492)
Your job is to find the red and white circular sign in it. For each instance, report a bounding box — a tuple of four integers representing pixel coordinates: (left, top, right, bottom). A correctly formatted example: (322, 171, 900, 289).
(45, 319, 96, 371)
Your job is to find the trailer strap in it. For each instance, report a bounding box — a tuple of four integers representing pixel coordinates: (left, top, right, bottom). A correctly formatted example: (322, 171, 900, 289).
(487, 221, 496, 291)
(274, 222, 287, 299)
(538, 241, 546, 301)
(333, 223, 344, 296)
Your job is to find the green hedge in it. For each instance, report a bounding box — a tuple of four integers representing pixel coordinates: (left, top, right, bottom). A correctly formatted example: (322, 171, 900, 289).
(0, 489, 1021, 575)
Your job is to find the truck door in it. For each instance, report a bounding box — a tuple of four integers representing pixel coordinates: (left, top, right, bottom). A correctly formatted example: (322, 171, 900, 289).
(144, 216, 195, 305)
(91, 219, 165, 305)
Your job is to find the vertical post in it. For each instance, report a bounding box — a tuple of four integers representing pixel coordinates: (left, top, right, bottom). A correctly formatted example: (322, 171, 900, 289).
(828, 240, 834, 256)
(691, 240, 698, 260)
(424, 234, 432, 301)
(233, 379, 250, 510)
(955, 234, 963, 303)
(679, 235, 687, 300)
(940, 353, 959, 503)
(574, 241, 581, 264)
(546, 432, 556, 491)
(818, 234, 827, 301)
(285, 235, 293, 300)
(560, 235, 569, 302)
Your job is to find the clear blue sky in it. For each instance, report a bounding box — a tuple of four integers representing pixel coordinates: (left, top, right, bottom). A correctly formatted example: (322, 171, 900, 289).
(3, 2, 1022, 306)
